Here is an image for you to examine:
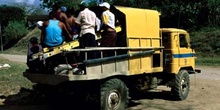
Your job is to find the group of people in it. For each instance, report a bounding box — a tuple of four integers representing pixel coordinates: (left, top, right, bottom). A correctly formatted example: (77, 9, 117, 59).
(33, 1, 116, 56)
(27, 1, 117, 73)
(77, 1, 117, 59)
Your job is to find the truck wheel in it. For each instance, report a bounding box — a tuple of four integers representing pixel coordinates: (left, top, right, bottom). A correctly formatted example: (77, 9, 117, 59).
(101, 78, 129, 110)
(171, 70, 190, 100)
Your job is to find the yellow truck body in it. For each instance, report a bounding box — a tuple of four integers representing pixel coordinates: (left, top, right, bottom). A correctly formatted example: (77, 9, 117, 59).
(119, 7, 162, 74)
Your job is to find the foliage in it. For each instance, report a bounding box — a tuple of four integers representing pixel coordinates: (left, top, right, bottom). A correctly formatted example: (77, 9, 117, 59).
(40, 0, 82, 11)
(4, 28, 42, 55)
(37, 0, 220, 29)
(190, 27, 220, 56)
(3, 21, 29, 40)
(207, 0, 220, 26)
(113, 0, 220, 29)
(10, 3, 48, 15)
(30, 7, 48, 15)
(0, 5, 25, 23)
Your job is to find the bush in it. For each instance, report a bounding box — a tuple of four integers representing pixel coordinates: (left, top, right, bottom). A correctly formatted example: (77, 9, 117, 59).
(3, 20, 29, 40)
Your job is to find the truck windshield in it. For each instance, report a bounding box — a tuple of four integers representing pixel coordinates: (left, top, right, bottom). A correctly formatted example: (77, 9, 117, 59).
(179, 34, 188, 48)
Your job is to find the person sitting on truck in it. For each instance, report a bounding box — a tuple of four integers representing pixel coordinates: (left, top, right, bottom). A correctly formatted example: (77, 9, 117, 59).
(27, 37, 43, 72)
(66, 9, 78, 40)
(53, 3, 72, 36)
(75, 0, 97, 60)
(41, 11, 72, 47)
(99, 2, 117, 57)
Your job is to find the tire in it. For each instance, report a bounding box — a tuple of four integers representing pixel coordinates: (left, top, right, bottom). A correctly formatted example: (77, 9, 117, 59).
(171, 70, 190, 100)
(101, 78, 129, 110)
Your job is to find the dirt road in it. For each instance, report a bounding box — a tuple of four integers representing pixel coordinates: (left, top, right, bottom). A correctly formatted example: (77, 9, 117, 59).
(0, 54, 220, 110)
(127, 66, 220, 110)
(0, 54, 26, 63)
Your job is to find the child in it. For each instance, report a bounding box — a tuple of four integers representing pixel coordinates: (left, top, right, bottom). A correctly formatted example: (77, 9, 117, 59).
(26, 37, 43, 72)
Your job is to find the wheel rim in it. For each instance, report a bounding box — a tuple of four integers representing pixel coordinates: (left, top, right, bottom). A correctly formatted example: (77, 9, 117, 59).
(181, 78, 188, 94)
(108, 91, 120, 109)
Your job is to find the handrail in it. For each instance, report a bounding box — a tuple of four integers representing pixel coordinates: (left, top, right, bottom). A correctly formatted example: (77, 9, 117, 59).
(63, 46, 164, 53)
(84, 50, 155, 65)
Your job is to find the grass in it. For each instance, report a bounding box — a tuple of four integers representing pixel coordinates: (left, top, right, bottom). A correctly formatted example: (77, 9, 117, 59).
(0, 56, 33, 96)
(196, 56, 220, 66)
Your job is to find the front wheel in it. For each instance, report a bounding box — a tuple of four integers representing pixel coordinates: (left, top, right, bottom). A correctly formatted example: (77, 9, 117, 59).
(171, 70, 190, 100)
(101, 78, 129, 110)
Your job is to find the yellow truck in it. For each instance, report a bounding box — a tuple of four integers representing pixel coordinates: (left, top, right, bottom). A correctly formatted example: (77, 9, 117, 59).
(23, 6, 200, 110)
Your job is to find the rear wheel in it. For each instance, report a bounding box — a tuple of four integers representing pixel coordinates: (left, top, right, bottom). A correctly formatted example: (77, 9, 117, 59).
(101, 78, 129, 110)
(171, 70, 190, 100)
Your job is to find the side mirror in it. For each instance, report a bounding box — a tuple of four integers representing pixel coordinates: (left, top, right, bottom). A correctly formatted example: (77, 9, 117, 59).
(190, 42, 196, 49)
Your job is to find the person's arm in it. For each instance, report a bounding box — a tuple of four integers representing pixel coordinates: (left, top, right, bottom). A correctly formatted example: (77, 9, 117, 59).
(61, 13, 72, 32)
(100, 12, 109, 30)
(72, 17, 78, 34)
(75, 12, 82, 29)
(60, 21, 72, 40)
(40, 21, 48, 44)
(96, 17, 101, 32)
(102, 12, 109, 26)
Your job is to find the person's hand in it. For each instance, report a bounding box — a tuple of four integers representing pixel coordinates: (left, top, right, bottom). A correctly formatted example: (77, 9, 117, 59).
(72, 34, 79, 40)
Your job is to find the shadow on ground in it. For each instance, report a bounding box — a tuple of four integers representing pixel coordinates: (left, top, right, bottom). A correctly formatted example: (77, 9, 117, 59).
(0, 87, 175, 110)
(0, 87, 100, 110)
(127, 89, 176, 108)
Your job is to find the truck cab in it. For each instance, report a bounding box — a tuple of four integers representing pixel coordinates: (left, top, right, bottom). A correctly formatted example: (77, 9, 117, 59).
(161, 28, 196, 74)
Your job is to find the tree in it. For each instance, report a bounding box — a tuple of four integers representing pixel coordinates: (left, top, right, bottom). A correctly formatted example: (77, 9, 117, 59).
(207, 0, 220, 26)
(1, 20, 29, 50)
(40, 0, 82, 11)
(10, 3, 48, 15)
(3, 21, 28, 40)
(0, 5, 26, 26)
(0, 5, 27, 50)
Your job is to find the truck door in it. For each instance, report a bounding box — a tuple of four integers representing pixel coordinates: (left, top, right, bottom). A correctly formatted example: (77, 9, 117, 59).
(177, 33, 193, 66)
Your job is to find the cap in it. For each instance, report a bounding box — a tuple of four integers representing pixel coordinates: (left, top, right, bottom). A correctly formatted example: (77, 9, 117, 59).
(61, 6, 67, 12)
(79, 1, 89, 7)
(36, 21, 43, 27)
(99, 2, 110, 9)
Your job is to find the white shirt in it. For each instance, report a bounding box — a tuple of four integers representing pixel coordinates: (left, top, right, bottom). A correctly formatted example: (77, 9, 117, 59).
(76, 8, 96, 36)
(101, 10, 115, 29)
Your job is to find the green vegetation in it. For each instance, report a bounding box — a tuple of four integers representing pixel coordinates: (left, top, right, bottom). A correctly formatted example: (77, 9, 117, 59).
(0, 5, 26, 22)
(190, 27, 220, 66)
(0, 56, 33, 96)
(190, 27, 220, 55)
(40, 0, 82, 10)
(114, 0, 220, 29)
(3, 28, 41, 55)
(3, 21, 29, 40)
(0, 5, 29, 49)
(196, 56, 220, 66)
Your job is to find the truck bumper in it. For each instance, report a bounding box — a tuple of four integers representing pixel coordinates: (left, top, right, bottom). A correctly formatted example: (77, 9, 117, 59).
(195, 69, 201, 73)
